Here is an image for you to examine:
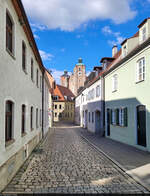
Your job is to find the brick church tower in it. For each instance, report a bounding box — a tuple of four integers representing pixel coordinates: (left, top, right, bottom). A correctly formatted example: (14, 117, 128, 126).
(70, 58, 86, 96)
(60, 70, 70, 88)
(60, 58, 86, 96)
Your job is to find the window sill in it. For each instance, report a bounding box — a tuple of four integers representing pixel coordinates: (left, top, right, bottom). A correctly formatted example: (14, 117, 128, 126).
(5, 139, 15, 148)
(111, 124, 127, 128)
(21, 132, 27, 137)
(6, 48, 16, 60)
(136, 79, 145, 84)
(112, 90, 117, 93)
(23, 69, 28, 75)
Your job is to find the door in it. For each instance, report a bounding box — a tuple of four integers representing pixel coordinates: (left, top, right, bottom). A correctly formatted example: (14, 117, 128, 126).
(85, 110, 88, 128)
(137, 105, 146, 147)
(107, 109, 110, 136)
(95, 110, 101, 133)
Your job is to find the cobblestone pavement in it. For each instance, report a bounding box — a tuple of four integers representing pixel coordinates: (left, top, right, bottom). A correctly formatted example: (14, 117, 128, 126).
(2, 125, 149, 194)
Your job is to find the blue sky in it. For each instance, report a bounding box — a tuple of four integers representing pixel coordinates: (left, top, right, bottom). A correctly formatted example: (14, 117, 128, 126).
(22, 0, 150, 83)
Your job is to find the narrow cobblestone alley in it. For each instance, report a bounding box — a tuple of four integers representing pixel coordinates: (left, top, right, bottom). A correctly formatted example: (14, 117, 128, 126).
(2, 124, 149, 194)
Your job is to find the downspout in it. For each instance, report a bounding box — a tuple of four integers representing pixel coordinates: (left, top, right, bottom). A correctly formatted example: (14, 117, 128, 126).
(103, 76, 105, 136)
(42, 70, 44, 138)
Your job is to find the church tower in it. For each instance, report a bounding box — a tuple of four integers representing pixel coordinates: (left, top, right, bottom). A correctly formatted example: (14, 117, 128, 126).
(73, 58, 86, 96)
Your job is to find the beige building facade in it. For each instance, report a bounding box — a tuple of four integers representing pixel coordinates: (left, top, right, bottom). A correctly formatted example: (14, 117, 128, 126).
(0, 0, 50, 191)
(53, 101, 75, 122)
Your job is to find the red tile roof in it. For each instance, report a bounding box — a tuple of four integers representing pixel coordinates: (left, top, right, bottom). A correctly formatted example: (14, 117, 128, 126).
(53, 85, 75, 101)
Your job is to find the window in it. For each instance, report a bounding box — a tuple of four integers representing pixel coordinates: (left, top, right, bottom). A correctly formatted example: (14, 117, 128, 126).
(142, 27, 146, 42)
(30, 107, 33, 130)
(55, 113, 57, 117)
(59, 113, 62, 118)
(31, 59, 34, 81)
(22, 41, 26, 71)
(59, 105, 62, 109)
(5, 101, 14, 142)
(79, 67, 81, 71)
(137, 58, 145, 82)
(36, 108, 38, 128)
(55, 105, 57, 109)
(40, 76, 42, 91)
(123, 45, 127, 57)
(89, 112, 90, 122)
(36, 69, 39, 87)
(92, 112, 94, 123)
(40, 109, 42, 126)
(21, 105, 26, 134)
(6, 12, 14, 54)
(119, 108, 128, 127)
(112, 74, 118, 92)
(96, 85, 100, 97)
(111, 109, 116, 125)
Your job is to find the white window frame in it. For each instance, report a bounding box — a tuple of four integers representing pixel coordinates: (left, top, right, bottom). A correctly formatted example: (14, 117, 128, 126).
(142, 27, 146, 42)
(112, 74, 118, 92)
(119, 108, 124, 126)
(136, 57, 145, 82)
(96, 85, 100, 97)
(123, 45, 127, 57)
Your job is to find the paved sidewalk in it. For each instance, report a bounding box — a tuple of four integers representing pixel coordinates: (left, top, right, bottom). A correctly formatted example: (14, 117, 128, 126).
(2, 124, 148, 194)
(76, 126, 150, 191)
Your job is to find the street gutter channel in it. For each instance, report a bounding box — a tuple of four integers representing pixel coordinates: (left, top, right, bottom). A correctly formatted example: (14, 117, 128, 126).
(79, 133, 150, 193)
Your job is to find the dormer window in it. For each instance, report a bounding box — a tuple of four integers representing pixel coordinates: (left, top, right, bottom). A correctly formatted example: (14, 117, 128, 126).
(123, 45, 127, 57)
(142, 27, 146, 42)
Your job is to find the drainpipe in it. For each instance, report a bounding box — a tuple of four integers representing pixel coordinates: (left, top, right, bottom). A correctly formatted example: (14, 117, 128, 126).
(102, 76, 105, 136)
(42, 70, 44, 139)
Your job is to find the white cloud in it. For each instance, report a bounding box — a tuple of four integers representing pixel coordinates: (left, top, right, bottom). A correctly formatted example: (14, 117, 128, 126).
(102, 26, 125, 46)
(31, 23, 47, 31)
(22, 0, 136, 31)
(34, 34, 40, 39)
(50, 69, 71, 84)
(39, 50, 54, 61)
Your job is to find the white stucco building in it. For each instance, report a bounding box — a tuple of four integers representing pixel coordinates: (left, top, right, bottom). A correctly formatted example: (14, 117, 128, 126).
(0, 0, 50, 191)
(75, 68, 104, 135)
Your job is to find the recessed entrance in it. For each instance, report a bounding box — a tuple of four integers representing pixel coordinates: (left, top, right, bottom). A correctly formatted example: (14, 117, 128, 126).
(136, 105, 146, 147)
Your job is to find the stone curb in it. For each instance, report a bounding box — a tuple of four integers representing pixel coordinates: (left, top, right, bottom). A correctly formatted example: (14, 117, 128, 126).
(79, 133, 150, 193)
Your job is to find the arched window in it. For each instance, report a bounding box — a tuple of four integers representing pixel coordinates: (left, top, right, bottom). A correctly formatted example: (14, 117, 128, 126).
(22, 41, 26, 71)
(31, 59, 34, 81)
(21, 105, 26, 134)
(30, 107, 33, 130)
(6, 12, 14, 54)
(36, 108, 38, 128)
(5, 101, 14, 142)
(36, 69, 39, 87)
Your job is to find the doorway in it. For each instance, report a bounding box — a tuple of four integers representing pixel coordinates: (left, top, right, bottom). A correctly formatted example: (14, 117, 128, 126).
(136, 105, 146, 147)
(107, 109, 110, 136)
(95, 110, 101, 133)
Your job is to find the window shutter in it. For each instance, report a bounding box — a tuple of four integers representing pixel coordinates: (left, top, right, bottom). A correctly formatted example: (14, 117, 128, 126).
(124, 107, 128, 127)
(110, 109, 113, 124)
(116, 109, 119, 125)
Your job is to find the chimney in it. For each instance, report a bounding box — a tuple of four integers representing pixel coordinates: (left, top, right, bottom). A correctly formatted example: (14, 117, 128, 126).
(112, 45, 118, 57)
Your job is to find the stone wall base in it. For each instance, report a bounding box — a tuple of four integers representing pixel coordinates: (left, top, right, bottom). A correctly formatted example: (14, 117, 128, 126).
(0, 132, 42, 192)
